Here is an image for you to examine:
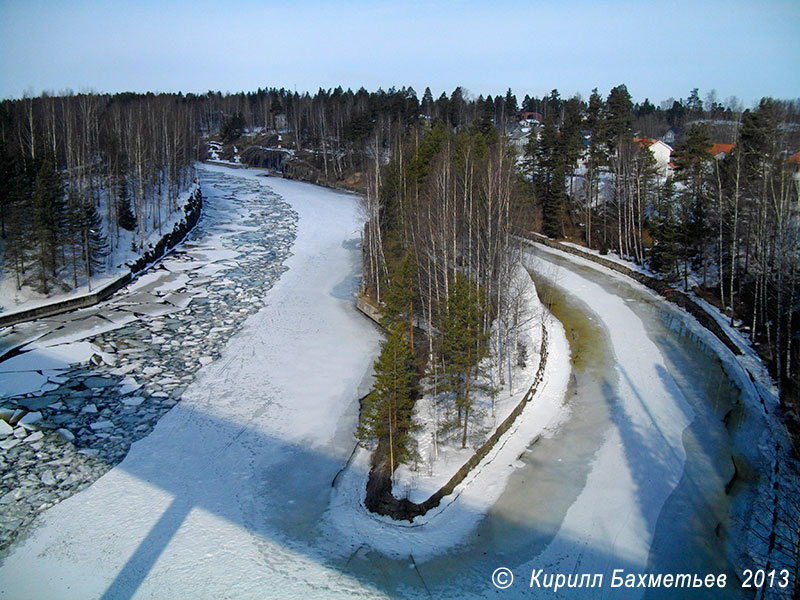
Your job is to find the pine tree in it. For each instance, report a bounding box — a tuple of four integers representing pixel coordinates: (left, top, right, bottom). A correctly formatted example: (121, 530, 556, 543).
(381, 250, 418, 346)
(543, 162, 567, 238)
(583, 88, 607, 247)
(673, 122, 712, 287)
(356, 324, 418, 478)
(116, 181, 136, 231)
(79, 195, 108, 281)
(649, 178, 680, 277)
(220, 111, 245, 143)
(449, 87, 465, 129)
(421, 87, 434, 117)
(4, 158, 32, 290)
(32, 158, 65, 294)
(0, 142, 13, 239)
(604, 84, 633, 152)
(533, 111, 567, 238)
(504, 88, 518, 115)
(440, 272, 488, 448)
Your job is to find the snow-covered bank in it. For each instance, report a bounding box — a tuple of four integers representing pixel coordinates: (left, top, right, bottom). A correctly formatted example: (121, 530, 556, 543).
(324, 300, 571, 559)
(0, 166, 296, 552)
(390, 266, 552, 506)
(0, 183, 200, 319)
(527, 242, 787, 589)
(348, 264, 572, 531)
(517, 247, 696, 578)
(0, 167, 385, 598)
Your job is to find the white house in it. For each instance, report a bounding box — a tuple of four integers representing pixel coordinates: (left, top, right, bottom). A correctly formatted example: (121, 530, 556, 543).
(634, 138, 674, 177)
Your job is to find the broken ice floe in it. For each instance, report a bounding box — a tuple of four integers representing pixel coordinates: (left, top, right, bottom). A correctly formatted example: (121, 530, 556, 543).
(0, 166, 297, 550)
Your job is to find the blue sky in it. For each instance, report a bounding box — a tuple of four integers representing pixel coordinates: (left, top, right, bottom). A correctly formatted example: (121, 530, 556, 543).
(1, 0, 798, 106)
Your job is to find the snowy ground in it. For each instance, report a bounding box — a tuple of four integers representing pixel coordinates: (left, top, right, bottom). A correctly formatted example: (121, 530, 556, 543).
(324, 304, 571, 561)
(0, 166, 776, 599)
(0, 183, 199, 316)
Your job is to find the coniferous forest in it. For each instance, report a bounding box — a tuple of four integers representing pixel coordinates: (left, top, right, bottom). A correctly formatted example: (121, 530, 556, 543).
(2, 85, 799, 442)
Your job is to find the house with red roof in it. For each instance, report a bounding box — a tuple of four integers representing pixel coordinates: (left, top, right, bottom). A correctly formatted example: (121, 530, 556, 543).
(709, 143, 735, 159)
(789, 151, 800, 187)
(518, 111, 543, 124)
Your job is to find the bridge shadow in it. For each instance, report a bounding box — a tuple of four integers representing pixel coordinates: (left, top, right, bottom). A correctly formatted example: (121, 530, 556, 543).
(529, 243, 753, 598)
(86, 388, 754, 600)
(90, 400, 627, 600)
(600, 361, 748, 599)
(2, 392, 745, 600)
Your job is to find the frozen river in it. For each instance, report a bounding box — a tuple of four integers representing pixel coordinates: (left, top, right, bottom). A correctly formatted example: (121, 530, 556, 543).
(0, 165, 765, 599)
(0, 164, 297, 549)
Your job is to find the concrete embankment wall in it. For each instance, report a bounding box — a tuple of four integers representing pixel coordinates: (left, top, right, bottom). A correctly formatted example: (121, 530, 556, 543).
(355, 294, 382, 326)
(0, 188, 203, 330)
(523, 234, 743, 357)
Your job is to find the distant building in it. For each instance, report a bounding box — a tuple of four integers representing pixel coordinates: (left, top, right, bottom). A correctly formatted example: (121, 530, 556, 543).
(633, 138, 674, 177)
(661, 128, 678, 145)
(507, 122, 538, 155)
(517, 111, 543, 124)
(709, 142, 735, 159)
(789, 151, 800, 187)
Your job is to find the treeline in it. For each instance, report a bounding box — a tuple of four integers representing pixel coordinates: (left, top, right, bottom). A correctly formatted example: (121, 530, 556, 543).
(357, 119, 534, 472)
(2, 85, 797, 407)
(176, 83, 799, 460)
(204, 85, 523, 183)
(523, 85, 799, 402)
(338, 84, 799, 471)
(0, 92, 197, 294)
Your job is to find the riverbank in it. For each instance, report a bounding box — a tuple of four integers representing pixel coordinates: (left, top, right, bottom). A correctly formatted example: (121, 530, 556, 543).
(359, 266, 564, 524)
(0, 165, 297, 553)
(526, 242, 788, 595)
(0, 165, 387, 599)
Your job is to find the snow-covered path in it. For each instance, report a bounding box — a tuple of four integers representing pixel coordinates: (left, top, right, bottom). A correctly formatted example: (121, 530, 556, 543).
(0, 167, 384, 599)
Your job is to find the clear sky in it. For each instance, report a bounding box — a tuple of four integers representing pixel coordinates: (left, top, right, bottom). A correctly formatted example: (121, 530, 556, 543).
(1, 0, 798, 107)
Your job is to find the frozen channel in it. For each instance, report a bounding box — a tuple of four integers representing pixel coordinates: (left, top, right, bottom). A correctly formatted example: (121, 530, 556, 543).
(0, 165, 762, 599)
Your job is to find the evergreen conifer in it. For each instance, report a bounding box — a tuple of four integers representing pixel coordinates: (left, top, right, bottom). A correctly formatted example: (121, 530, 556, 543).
(356, 324, 418, 478)
(440, 272, 488, 448)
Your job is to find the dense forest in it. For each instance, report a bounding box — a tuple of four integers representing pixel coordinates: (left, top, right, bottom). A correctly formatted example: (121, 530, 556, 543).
(1, 85, 799, 452)
(0, 93, 197, 295)
(521, 86, 800, 401)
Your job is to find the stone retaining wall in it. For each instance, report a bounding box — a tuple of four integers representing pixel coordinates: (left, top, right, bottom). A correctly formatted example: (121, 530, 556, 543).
(0, 187, 203, 330)
(364, 322, 550, 521)
(524, 234, 743, 356)
(355, 294, 382, 326)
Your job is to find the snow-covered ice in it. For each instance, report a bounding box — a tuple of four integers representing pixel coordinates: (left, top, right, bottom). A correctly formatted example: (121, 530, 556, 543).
(0, 166, 776, 599)
(0, 167, 386, 599)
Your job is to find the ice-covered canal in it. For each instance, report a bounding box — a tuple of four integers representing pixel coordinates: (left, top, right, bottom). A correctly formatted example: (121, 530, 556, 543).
(0, 165, 764, 599)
